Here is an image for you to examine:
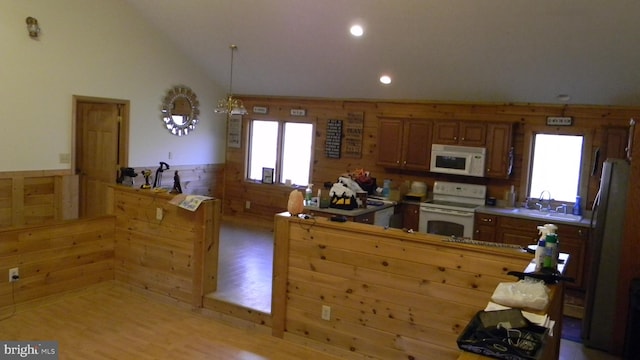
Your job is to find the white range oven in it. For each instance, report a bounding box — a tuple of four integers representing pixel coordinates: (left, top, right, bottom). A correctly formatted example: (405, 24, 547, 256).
(418, 181, 486, 239)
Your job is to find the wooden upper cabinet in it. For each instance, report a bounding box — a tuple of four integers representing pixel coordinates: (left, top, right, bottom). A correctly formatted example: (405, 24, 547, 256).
(432, 120, 486, 146)
(377, 118, 404, 167)
(402, 120, 433, 170)
(485, 122, 514, 179)
(377, 118, 432, 171)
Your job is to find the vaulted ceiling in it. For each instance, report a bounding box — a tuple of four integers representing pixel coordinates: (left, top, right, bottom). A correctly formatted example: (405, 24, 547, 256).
(125, 0, 640, 106)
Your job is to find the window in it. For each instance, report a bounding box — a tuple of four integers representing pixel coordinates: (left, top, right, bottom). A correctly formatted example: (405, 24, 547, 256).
(528, 133, 584, 202)
(248, 119, 314, 185)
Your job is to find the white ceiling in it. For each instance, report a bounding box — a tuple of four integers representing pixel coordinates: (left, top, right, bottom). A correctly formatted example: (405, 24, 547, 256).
(124, 0, 640, 106)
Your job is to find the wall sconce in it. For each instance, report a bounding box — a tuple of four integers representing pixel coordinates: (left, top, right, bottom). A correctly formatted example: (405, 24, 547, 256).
(26, 17, 40, 39)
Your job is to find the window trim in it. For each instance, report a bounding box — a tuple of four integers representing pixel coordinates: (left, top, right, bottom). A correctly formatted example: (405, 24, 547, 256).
(520, 124, 594, 205)
(246, 116, 316, 185)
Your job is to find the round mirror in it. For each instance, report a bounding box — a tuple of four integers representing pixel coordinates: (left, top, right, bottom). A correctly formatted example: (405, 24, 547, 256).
(161, 86, 200, 136)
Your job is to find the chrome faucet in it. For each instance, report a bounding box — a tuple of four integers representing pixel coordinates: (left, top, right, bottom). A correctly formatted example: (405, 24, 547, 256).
(536, 190, 552, 211)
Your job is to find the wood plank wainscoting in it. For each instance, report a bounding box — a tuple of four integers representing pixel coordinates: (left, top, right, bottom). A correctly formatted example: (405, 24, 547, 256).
(272, 213, 535, 359)
(108, 185, 220, 308)
(0, 170, 78, 227)
(1, 185, 223, 312)
(0, 216, 115, 309)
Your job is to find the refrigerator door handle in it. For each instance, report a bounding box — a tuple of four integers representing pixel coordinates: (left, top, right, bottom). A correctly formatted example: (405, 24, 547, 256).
(591, 147, 600, 176)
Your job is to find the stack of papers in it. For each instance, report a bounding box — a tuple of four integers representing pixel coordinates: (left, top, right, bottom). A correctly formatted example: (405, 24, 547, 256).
(484, 301, 555, 336)
(169, 194, 214, 211)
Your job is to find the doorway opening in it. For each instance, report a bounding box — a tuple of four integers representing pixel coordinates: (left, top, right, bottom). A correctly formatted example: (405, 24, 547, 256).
(206, 219, 273, 314)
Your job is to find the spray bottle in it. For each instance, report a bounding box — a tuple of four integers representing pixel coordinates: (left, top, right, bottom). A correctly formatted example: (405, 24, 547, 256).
(542, 224, 559, 271)
(305, 184, 314, 206)
(535, 225, 548, 272)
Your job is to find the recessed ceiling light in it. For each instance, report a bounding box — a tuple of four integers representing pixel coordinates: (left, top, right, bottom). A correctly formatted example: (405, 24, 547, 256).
(557, 94, 571, 102)
(379, 75, 392, 85)
(350, 24, 364, 37)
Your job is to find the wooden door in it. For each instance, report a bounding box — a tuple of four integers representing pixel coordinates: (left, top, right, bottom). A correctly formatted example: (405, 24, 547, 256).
(77, 102, 122, 217)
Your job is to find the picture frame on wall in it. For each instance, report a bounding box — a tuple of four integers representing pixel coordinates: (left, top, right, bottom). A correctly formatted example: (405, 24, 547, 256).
(262, 167, 274, 184)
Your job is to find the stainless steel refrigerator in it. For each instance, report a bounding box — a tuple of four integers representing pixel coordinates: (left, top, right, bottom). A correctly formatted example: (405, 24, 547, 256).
(582, 158, 631, 351)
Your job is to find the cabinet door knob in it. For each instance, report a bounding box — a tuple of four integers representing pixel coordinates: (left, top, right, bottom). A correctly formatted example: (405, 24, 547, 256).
(482, 218, 492, 222)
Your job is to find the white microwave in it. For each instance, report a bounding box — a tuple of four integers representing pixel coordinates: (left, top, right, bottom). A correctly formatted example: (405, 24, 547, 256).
(430, 144, 486, 177)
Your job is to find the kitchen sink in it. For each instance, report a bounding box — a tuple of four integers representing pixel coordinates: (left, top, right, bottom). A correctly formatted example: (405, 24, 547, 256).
(544, 213, 583, 222)
(508, 208, 583, 222)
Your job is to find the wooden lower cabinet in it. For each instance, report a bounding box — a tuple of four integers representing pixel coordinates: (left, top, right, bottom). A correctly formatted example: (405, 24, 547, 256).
(401, 203, 420, 231)
(498, 216, 539, 247)
(474, 212, 590, 292)
(473, 213, 496, 241)
(354, 212, 374, 224)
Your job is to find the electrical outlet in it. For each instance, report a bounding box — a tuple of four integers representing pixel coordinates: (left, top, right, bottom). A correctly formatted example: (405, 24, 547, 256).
(9, 267, 19, 282)
(245, 201, 251, 209)
(321, 305, 331, 321)
(156, 207, 163, 220)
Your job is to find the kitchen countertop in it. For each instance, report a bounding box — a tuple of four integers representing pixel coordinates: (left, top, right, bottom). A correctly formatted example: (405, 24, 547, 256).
(304, 200, 395, 217)
(476, 205, 592, 228)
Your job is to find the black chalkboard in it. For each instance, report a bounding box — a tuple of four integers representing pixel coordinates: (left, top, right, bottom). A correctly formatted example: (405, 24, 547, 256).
(325, 119, 342, 158)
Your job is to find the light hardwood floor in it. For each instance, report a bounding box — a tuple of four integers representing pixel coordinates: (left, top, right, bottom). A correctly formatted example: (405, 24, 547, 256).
(206, 220, 274, 314)
(0, 282, 338, 360)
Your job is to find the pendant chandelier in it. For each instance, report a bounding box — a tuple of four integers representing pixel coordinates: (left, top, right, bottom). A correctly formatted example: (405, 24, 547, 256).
(215, 44, 248, 115)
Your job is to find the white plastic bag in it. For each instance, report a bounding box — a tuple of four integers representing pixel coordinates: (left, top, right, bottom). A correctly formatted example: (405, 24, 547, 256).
(490, 279, 550, 310)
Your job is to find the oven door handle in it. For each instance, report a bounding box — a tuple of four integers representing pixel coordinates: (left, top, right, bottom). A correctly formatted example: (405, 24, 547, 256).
(419, 207, 475, 217)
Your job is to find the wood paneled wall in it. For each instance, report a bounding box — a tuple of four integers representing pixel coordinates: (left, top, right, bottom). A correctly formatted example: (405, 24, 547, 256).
(109, 186, 221, 307)
(0, 164, 224, 230)
(0, 216, 115, 309)
(225, 97, 636, 224)
(272, 214, 533, 359)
